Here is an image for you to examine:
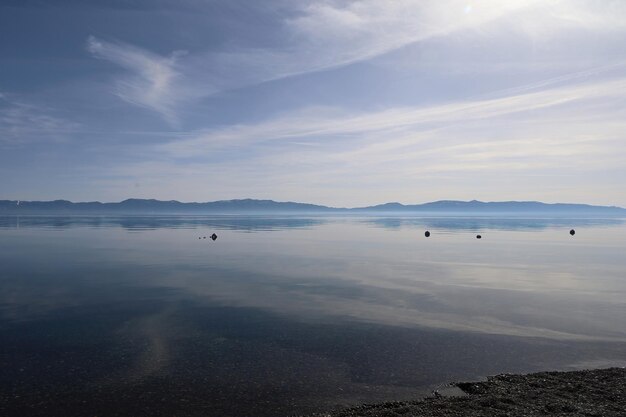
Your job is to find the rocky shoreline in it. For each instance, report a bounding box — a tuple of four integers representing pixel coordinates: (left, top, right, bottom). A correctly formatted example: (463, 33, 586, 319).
(310, 368, 626, 417)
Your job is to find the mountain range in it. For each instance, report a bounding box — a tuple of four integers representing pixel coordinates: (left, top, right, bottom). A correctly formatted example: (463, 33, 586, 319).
(1, 199, 625, 216)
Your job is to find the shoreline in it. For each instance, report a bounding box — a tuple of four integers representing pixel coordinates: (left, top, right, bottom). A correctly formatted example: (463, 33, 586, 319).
(309, 368, 626, 417)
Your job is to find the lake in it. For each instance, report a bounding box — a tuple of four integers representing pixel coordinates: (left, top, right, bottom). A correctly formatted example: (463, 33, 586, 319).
(1, 215, 626, 416)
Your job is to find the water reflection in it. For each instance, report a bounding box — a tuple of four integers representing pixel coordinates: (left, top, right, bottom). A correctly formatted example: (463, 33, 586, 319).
(2, 215, 623, 233)
(1, 216, 626, 416)
(361, 216, 624, 231)
(0, 215, 326, 231)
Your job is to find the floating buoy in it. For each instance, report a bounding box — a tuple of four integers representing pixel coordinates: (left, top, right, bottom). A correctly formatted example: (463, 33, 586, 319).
(211, 233, 218, 241)
(425, 231, 431, 238)
(476, 234, 482, 239)
(570, 229, 575, 236)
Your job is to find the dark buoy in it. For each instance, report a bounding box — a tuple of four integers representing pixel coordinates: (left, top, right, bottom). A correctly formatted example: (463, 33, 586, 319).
(203, 236, 206, 239)
(570, 229, 575, 236)
(425, 231, 431, 238)
(476, 234, 482, 239)
(211, 233, 218, 241)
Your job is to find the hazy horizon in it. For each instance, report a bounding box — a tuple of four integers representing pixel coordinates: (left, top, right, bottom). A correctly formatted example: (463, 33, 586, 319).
(2, 196, 626, 210)
(2, 1, 626, 206)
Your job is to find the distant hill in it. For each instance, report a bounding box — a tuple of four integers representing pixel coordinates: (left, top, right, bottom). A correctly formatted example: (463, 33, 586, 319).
(0, 198, 335, 214)
(353, 200, 626, 215)
(0, 198, 624, 216)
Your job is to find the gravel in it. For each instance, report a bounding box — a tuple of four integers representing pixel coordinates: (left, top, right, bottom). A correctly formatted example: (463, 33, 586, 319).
(308, 367, 626, 417)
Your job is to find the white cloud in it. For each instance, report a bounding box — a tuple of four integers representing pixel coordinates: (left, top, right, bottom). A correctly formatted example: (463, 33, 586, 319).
(75, 1, 626, 204)
(89, 71, 625, 206)
(0, 94, 80, 143)
(214, 0, 626, 84)
(86, 1, 626, 123)
(87, 36, 187, 125)
(190, 0, 545, 87)
(285, 0, 540, 70)
(161, 74, 626, 156)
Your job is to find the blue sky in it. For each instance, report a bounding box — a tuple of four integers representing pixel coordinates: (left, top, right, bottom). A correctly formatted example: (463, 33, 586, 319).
(1, 0, 626, 206)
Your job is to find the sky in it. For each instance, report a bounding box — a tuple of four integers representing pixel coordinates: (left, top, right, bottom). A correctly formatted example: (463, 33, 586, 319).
(1, 0, 626, 207)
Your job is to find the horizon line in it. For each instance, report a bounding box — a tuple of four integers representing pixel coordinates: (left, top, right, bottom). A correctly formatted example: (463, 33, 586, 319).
(2, 197, 624, 211)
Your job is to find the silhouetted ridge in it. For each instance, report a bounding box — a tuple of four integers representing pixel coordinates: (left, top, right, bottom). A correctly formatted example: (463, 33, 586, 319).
(0, 199, 624, 215)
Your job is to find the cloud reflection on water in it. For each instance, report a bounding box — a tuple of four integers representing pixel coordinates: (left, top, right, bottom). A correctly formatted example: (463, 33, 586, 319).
(2, 216, 626, 416)
(1, 215, 625, 342)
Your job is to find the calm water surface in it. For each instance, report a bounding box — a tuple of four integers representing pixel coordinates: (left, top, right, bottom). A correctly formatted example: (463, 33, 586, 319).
(1, 216, 626, 416)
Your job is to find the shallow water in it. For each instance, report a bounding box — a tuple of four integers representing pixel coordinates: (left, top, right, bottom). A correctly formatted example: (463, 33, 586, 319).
(1, 215, 625, 416)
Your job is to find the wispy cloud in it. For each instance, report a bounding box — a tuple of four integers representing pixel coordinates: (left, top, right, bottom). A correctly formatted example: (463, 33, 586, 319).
(88, 71, 625, 206)
(161, 74, 626, 156)
(86, 1, 626, 123)
(5, 0, 626, 204)
(0, 94, 79, 144)
(283, 0, 539, 70)
(185, 0, 546, 88)
(202, 0, 626, 83)
(87, 36, 188, 125)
